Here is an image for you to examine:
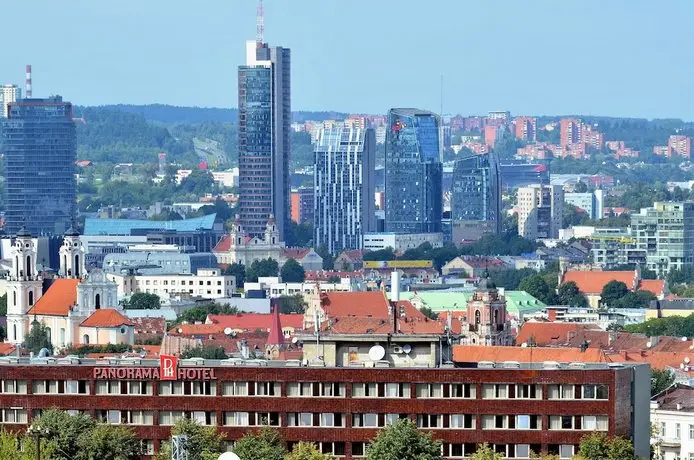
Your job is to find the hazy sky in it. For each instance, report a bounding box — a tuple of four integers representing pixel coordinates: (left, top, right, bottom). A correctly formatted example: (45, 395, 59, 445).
(2, 0, 693, 119)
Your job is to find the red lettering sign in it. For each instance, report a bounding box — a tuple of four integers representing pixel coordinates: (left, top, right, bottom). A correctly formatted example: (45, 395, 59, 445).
(160, 355, 178, 381)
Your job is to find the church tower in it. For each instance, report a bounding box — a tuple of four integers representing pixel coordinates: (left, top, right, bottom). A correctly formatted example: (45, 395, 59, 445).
(463, 274, 511, 346)
(230, 215, 246, 247)
(59, 226, 86, 278)
(264, 214, 279, 245)
(6, 227, 43, 344)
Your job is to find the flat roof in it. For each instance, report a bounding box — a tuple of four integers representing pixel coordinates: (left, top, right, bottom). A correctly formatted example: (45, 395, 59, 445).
(84, 214, 217, 235)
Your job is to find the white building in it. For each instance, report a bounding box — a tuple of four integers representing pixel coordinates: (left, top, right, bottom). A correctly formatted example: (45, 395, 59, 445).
(362, 232, 444, 253)
(565, 190, 604, 221)
(517, 184, 564, 239)
(651, 384, 694, 460)
(243, 276, 363, 298)
(211, 168, 238, 188)
(1, 84, 21, 118)
(213, 217, 284, 266)
(107, 268, 235, 301)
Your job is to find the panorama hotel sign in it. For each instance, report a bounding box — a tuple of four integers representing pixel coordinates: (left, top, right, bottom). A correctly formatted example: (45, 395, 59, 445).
(92, 355, 217, 381)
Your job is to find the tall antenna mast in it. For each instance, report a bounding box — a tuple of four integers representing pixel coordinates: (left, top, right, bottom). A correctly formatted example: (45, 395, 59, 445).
(256, 0, 265, 48)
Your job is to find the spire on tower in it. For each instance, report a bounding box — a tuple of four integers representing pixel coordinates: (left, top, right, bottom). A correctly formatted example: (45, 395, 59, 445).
(256, 0, 265, 48)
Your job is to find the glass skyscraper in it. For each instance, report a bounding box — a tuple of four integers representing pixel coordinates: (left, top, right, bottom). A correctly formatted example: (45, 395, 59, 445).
(451, 152, 502, 234)
(238, 40, 291, 240)
(384, 108, 442, 233)
(2, 96, 76, 235)
(314, 126, 375, 254)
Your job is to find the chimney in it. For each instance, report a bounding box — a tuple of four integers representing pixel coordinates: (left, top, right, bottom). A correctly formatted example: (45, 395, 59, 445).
(25, 65, 32, 98)
(390, 270, 401, 301)
(547, 308, 557, 322)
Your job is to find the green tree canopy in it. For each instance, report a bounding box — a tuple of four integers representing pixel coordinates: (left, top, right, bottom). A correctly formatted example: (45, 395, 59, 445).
(613, 290, 656, 309)
(246, 258, 280, 282)
(223, 262, 246, 286)
(276, 295, 305, 314)
(281, 258, 306, 283)
(25, 320, 53, 355)
(366, 418, 443, 460)
(470, 443, 504, 460)
(232, 427, 287, 460)
(0, 294, 6, 316)
(285, 441, 333, 460)
(77, 423, 141, 460)
(180, 345, 227, 359)
(175, 302, 240, 325)
(600, 280, 629, 307)
(0, 428, 55, 460)
(577, 432, 634, 460)
(625, 313, 694, 337)
(156, 417, 226, 460)
(123, 292, 160, 310)
(315, 244, 335, 270)
(362, 247, 396, 261)
(518, 274, 556, 304)
(651, 368, 675, 396)
(557, 281, 588, 307)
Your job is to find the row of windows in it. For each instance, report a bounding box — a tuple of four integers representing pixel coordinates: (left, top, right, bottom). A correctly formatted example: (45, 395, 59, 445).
(137, 279, 228, 286)
(0, 379, 609, 401)
(659, 421, 694, 440)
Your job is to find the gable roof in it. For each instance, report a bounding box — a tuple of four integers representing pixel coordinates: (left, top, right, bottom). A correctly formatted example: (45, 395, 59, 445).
(27, 279, 80, 316)
(321, 291, 391, 317)
(638, 279, 666, 296)
(652, 384, 694, 411)
(335, 250, 365, 263)
(563, 270, 635, 294)
(0, 343, 17, 356)
(81, 309, 134, 328)
(206, 313, 304, 331)
(516, 322, 602, 346)
(452, 345, 607, 364)
(282, 248, 312, 260)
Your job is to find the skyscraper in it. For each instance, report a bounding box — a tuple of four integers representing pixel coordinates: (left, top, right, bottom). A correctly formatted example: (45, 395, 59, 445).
(314, 126, 375, 254)
(451, 152, 502, 236)
(385, 108, 442, 234)
(2, 96, 76, 235)
(517, 184, 564, 240)
(238, 40, 291, 240)
(1, 84, 22, 118)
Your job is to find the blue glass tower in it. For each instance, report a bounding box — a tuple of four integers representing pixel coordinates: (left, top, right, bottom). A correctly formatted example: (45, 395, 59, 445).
(451, 152, 502, 234)
(2, 96, 76, 235)
(384, 108, 442, 233)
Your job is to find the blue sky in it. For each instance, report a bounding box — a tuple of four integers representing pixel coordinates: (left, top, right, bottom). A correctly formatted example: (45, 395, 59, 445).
(2, 0, 693, 119)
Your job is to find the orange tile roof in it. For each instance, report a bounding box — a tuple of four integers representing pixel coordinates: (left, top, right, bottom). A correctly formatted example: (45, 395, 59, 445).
(321, 291, 391, 317)
(207, 313, 304, 332)
(282, 248, 311, 260)
(27, 279, 80, 316)
(638, 279, 666, 296)
(80, 309, 134, 328)
(168, 323, 220, 335)
(213, 235, 232, 252)
(605, 350, 694, 374)
(452, 345, 607, 364)
(0, 343, 17, 356)
(516, 322, 602, 346)
(320, 299, 436, 334)
(563, 270, 635, 295)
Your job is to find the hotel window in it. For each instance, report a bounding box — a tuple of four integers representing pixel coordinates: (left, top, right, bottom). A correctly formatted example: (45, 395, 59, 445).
(159, 411, 186, 426)
(514, 384, 541, 399)
(415, 383, 443, 398)
(222, 381, 248, 396)
(352, 442, 367, 458)
(448, 383, 475, 398)
(385, 383, 410, 398)
(548, 384, 576, 400)
(1, 380, 28, 394)
(319, 413, 345, 427)
(1, 409, 28, 424)
(582, 384, 609, 400)
(127, 381, 153, 395)
(254, 382, 280, 396)
(450, 414, 475, 429)
(159, 381, 184, 395)
(582, 415, 608, 431)
(191, 381, 216, 396)
(385, 414, 407, 426)
(417, 414, 444, 429)
(513, 444, 531, 459)
(444, 443, 478, 458)
(224, 412, 250, 426)
(549, 415, 576, 430)
(107, 410, 122, 425)
(482, 415, 509, 429)
(287, 412, 314, 427)
(317, 442, 345, 457)
(482, 384, 508, 399)
(515, 415, 541, 430)
(352, 383, 379, 398)
(141, 440, 155, 455)
(128, 410, 154, 425)
(226, 412, 279, 427)
(192, 411, 216, 426)
(559, 445, 574, 459)
(353, 413, 380, 428)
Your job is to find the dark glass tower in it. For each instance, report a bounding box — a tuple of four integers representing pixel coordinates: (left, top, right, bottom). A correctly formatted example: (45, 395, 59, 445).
(238, 40, 291, 240)
(385, 108, 442, 233)
(451, 152, 502, 234)
(2, 96, 76, 235)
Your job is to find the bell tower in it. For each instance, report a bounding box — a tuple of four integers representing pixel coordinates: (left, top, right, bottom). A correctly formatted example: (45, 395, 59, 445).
(6, 227, 43, 344)
(59, 226, 86, 279)
(265, 214, 279, 245)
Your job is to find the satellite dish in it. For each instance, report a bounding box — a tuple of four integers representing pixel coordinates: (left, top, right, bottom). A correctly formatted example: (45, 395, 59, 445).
(224, 327, 233, 335)
(521, 343, 528, 348)
(684, 357, 691, 364)
(177, 328, 183, 334)
(292, 337, 299, 344)
(681, 363, 685, 369)
(218, 453, 241, 460)
(368, 345, 386, 361)
(682, 337, 688, 342)
(646, 341, 652, 348)
(402, 344, 412, 354)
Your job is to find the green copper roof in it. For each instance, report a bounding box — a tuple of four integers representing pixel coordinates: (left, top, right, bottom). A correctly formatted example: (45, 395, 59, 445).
(394, 290, 546, 316)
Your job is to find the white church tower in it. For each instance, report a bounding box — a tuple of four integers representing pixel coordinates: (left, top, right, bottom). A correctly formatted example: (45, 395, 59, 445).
(59, 226, 86, 279)
(5, 227, 43, 344)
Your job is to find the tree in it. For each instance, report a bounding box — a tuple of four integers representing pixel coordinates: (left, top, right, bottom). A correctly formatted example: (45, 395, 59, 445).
(315, 244, 334, 270)
(625, 313, 694, 337)
(0, 428, 55, 460)
(25, 319, 53, 355)
(362, 247, 396, 261)
(613, 290, 656, 309)
(651, 368, 675, 396)
(285, 442, 333, 460)
(366, 418, 443, 460)
(77, 423, 141, 460)
(577, 432, 634, 460)
(276, 295, 305, 314)
(470, 443, 504, 460)
(175, 302, 240, 325)
(518, 274, 556, 304)
(420, 307, 439, 320)
(232, 427, 286, 460)
(0, 294, 6, 316)
(223, 262, 246, 286)
(31, 409, 96, 460)
(246, 258, 280, 282)
(600, 280, 629, 307)
(281, 258, 306, 282)
(557, 281, 588, 307)
(156, 418, 226, 460)
(123, 292, 160, 310)
(327, 275, 341, 283)
(180, 345, 227, 359)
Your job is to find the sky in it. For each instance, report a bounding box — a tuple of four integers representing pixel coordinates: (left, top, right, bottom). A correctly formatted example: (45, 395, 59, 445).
(1, 0, 693, 119)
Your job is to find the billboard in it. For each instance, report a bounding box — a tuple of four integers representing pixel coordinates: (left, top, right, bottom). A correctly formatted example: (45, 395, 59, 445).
(363, 260, 433, 269)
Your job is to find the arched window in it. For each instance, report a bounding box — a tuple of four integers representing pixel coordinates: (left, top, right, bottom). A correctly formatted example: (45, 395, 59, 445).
(62, 256, 67, 274)
(83, 334, 90, 345)
(475, 310, 481, 326)
(95, 293, 101, 309)
(15, 256, 18, 279)
(493, 309, 499, 324)
(60, 328, 66, 346)
(45, 327, 51, 343)
(74, 255, 80, 278)
(26, 256, 31, 277)
(13, 324, 17, 341)
(13, 291, 16, 307)
(28, 291, 34, 306)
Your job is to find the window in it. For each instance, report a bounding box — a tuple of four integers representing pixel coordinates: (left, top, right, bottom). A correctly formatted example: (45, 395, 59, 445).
(548, 384, 575, 400)
(415, 383, 443, 398)
(482, 415, 509, 429)
(559, 445, 574, 459)
(319, 413, 344, 427)
(159, 411, 185, 426)
(287, 412, 314, 427)
(317, 442, 345, 457)
(1, 409, 28, 424)
(515, 384, 541, 399)
(582, 384, 609, 400)
(515, 444, 531, 459)
(353, 413, 380, 428)
(385, 383, 410, 398)
(222, 381, 248, 396)
(482, 384, 508, 399)
(352, 383, 379, 398)
(352, 442, 367, 458)
(32, 380, 59, 394)
(1, 380, 28, 394)
(96, 381, 120, 395)
(159, 411, 214, 426)
(127, 381, 153, 395)
(676, 423, 681, 439)
(385, 414, 406, 426)
(549, 416, 575, 430)
(689, 424, 694, 440)
(448, 383, 475, 398)
(450, 414, 475, 429)
(255, 382, 280, 396)
(141, 440, 155, 456)
(224, 412, 250, 426)
(661, 422, 666, 437)
(582, 416, 608, 431)
(416, 414, 443, 429)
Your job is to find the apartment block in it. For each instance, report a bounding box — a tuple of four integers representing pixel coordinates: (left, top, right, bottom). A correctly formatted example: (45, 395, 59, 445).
(668, 135, 691, 159)
(559, 118, 582, 149)
(514, 117, 537, 142)
(517, 184, 564, 239)
(107, 268, 236, 300)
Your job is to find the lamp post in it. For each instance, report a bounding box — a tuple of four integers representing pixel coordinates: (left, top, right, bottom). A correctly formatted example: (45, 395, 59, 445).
(26, 424, 50, 460)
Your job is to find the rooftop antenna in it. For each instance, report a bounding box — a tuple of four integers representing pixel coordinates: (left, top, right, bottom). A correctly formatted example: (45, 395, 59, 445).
(256, 0, 265, 48)
(25, 65, 32, 98)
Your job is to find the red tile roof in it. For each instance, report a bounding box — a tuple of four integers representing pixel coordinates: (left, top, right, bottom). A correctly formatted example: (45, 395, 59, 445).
(282, 248, 311, 260)
(563, 270, 636, 295)
(213, 235, 253, 253)
(336, 250, 365, 263)
(27, 279, 80, 316)
(0, 343, 17, 356)
(321, 291, 391, 317)
(267, 305, 284, 346)
(169, 323, 220, 335)
(453, 345, 607, 364)
(132, 317, 166, 335)
(638, 279, 666, 296)
(206, 313, 304, 332)
(325, 315, 444, 335)
(605, 350, 694, 375)
(461, 257, 506, 269)
(516, 322, 602, 346)
(81, 309, 134, 328)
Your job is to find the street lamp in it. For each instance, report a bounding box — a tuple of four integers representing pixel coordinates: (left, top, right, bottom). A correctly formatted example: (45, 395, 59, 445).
(26, 424, 51, 460)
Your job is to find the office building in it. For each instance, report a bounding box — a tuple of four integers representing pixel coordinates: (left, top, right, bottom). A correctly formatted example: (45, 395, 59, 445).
(2, 97, 76, 235)
(451, 152, 502, 236)
(0, 355, 649, 459)
(499, 161, 549, 189)
(565, 189, 604, 221)
(517, 184, 564, 239)
(385, 108, 442, 234)
(290, 186, 314, 225)
(238, 40, 291, 240)
(314, 127, 376, 254)
(362, 232, 443, 252)
(0, 84, 21, 118)
(631, 202, 694, 275)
